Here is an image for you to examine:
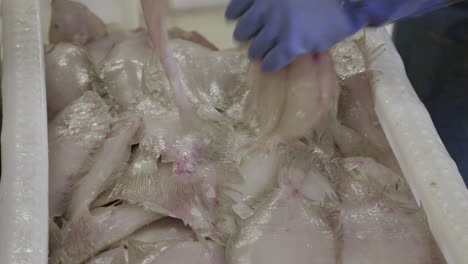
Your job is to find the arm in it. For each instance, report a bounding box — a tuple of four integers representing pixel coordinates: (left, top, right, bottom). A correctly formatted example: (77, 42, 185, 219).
(351, 0, 461, 26)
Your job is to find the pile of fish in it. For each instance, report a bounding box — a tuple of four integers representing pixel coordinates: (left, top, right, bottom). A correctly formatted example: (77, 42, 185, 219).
(47, 0, 445, 263)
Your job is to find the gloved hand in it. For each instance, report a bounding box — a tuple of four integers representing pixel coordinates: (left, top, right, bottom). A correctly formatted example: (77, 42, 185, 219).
(226, 0, 366, 72)
(226, 0, 454, 72)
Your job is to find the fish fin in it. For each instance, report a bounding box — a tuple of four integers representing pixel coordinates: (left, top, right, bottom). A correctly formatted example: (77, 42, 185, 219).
(111, 160, 158, 205)
(48, 248, 73, 264)
(61, 208, 99, 261)
(352, 32, 386, 70)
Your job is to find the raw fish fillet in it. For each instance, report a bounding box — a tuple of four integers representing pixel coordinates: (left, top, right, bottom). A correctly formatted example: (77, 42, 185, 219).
(49, 219, 63, 254)
(52, 204, 161, 264)
(300, 167, 338, 206)
(50, 0, 107, 45)
(99, 32, 152, 112)
(226, 149, 280, 206)
(139, 114, 185, 162)
(86, 30, 142, 66)
(167, 39, 248, 123)
(45, 43, 96, 119)
(273, 53, 339, 141)
(130, 218, 195, 243)
(125, 239, 225, 264)
(227, 167, 336, 264)
(242, 52, 338, 142)
(336, 72, 400, 172)
(87, 218, 195, 264)
(86, 247, 123, 264)
(339, 197, 431, 264)
(109, 157, 221, 241)
(66, 115, 141, 225)
(339, 157, 417, 208)
(241, 63, 287, 138)
(48, 91, 112, 217)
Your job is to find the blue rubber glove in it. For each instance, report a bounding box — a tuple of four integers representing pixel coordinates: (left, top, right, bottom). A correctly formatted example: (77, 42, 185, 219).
(226, 0, 365, 72)
(226, 0, 455, 72)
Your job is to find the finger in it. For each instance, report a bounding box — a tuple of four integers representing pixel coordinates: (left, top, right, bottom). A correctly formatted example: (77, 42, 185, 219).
(248, 11, 280, 59)
(233, 4, 265, 41)
(225, 0, 254, 19)
(261, 43, 297, 72)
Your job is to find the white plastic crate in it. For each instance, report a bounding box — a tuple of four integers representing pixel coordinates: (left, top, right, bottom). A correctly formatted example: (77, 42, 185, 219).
(1, 1, 467, 264)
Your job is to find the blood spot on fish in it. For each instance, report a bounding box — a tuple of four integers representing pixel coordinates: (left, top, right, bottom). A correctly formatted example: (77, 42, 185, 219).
(312, 53, 320, 62)
(291, 188, 300, 197)
(66, 174, 74, 183)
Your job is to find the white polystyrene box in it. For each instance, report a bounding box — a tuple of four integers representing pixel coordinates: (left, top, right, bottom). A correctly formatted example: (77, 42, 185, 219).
(0, 1, 49, 264)
(1, 1, 467, 264)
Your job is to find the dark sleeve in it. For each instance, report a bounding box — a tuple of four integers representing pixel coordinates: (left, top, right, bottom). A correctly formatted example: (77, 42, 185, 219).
(346, 0, 465, 27)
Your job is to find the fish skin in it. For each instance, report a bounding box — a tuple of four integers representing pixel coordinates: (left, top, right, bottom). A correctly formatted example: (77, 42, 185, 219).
(45, 43, 96, 119)
(339, 197, 431, 264)
(227, 167, 336, 264)
(242, 62, 287, 139)
(50, 0, 107, 45)
(130, 218, 195, 243)
(226, 149, 280, 205)
(53, 204, 162, 264)
(242, 52, 338, 144)
(91, 217, 196, 263)
(48, 91, 112, 217)
(125, 240, 225, 264)
(85, 247, 123, 264)
(273, 52, 339, 142)
(66, 115, 141, 228)
(85, 29, 147, 66)
(335, 72, 401, 173)
(110, 159, 221, 241)
(98, 32, 152, 112)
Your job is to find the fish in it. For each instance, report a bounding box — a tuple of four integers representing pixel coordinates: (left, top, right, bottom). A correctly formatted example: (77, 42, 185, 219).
(85, 30, 146, 66)
(332, 72, 401, 173)
(65, 115, 141, 235)
(124, 239, 225, 264)
(45, 43, 96, 119)
(85, 247, 124, 264)
(48, 91, 112, 217)
(272, 53, 339, 142)
(226, 149, 280, 207)
(108, 155, 221, 241)
(338, 197, 431, 264)
(129, 217, 195, 243)
(98, 32, 153, 112)
(336, 157, 418, 209)
(45, 1, 447, 264)
(241, 49, 339, 144)
(50, 0, 107, 45)
(227, 167, 336, 264)
(52, 203, 162, 264)
(86, 217, 195, 264)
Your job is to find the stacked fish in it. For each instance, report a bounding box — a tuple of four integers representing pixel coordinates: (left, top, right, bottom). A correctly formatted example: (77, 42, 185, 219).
(47, 0, 445, 263)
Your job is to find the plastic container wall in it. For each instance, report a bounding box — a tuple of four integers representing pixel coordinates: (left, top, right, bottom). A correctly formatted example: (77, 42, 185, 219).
(0, 1, 49, 264)
(358, 29, 468, 264)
